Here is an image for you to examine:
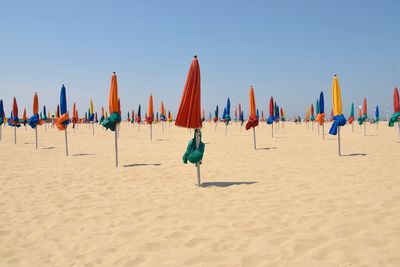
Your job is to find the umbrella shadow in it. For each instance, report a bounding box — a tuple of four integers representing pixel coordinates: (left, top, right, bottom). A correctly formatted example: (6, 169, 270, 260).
(42, 146, 56, 150)
(201, 181, 257, 188)
(257, 147, 277, 150)
(157, 139, 169, 141)
(123, 163, 161, 168)
(72, 153, 96, 157)
(342, 153, 367, 157)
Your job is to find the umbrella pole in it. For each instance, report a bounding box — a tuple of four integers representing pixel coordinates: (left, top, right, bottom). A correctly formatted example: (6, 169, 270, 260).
(312, 121, 314, 131)
(138, 123, 140, 132)
(45, 123, 47, 132)
(162, 122, 164, 133)
(317, 124, 320, 134)
(252, 127, 257, 150)
(150, 124, 152, 141)
(35, 127, 38, 149)
(322, 123, 325, 140)
(195, 129, 201, 187)
(0, 126, 2, 142)
(214, 123, 217, 132)
(364, 122, 366, 136)
(115, 125, 118, 167)
(14, 127, 16, 144)
(225, 124, 227, 136)
(338, 126, 341, 156)
(352, 123, 354, 133)
(64, 128, 69, 156)
(92, 122, 95, 136)
(271, 123, 273, 138)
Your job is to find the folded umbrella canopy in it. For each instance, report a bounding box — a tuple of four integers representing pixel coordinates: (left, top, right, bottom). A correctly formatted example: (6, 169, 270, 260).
(147, 95, 154, 140)
(348, 103, 355, 124)
(22, 108, 27, 126)
(102, 72, 121, 167)
(28, 92, 40, 129)
(246, 85, 258, 149)
(280, 107, 285, 121)
(374, 106, 380, 123)
(267, 97, 274, 124)
(213, 105, 219, 123)
(136, 105, 141, 123)
(260, 110, 265, 122)
(388, 87, 400, 127)
(11, 97, 20, 128)
(329, 75, 346, 156)
(88, 99, 94, 122)
(224, 98, 231, 123)
(310, 104, 315, 121)
(238, 103, 244, 125)
(316, 92, 325, 139)
(56, 85, 70, 156)
(72, 102, 78, 127)
(160, 101, 166, 121)
(42, 105, 47, 122)
(175, 56, 204, 187)
(358, 98, 368, 125)
(274, 102, 280, 123)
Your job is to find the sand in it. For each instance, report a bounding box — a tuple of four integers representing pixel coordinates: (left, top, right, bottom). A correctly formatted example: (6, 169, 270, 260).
(0, 121, 399, 267)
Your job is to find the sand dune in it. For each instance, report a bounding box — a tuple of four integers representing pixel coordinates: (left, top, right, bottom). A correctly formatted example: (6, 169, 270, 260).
(0, 122, 399, 266)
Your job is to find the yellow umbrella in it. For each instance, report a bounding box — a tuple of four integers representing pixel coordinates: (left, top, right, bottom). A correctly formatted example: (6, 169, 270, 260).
(329, 75, 346, 156)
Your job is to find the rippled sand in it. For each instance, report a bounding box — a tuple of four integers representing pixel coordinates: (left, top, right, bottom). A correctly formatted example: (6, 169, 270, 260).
(0, 121, 399, 266)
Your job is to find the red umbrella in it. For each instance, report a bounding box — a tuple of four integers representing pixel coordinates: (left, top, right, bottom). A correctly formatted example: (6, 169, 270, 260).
(175, 56, 204, 187)
(175, 56, 202, 129)
(394, 87, 399, 113)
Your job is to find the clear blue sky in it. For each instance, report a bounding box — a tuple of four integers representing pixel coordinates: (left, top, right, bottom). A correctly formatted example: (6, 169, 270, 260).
(1, 0, 399, 118)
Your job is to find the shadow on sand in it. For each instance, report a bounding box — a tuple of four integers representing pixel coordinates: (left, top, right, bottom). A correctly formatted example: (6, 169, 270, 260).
(257, 147, 277, 150)
(42, 147, 56, 150)
(342, 153, 367, 157)
(72, 153, 96, 157)
(201, 181, 257, 188)
(123, 163, 161, 168)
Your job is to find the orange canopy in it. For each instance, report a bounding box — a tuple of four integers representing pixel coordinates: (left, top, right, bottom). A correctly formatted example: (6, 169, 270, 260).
(175, 56, 202, 129)
(249, 86, 256, 118)
(33, 92, 39, 115)
(118, 98, 121, 116)
(72, 102, 76, 120)
(362, 98, 367, 116)
(148, 94, 154, 121)
(12, 97, 18, 118)
(109, 72, 119, 114)
(160, 101, 165, 116)
(23, 108, 27, 120)
(101, 106, 104, 116)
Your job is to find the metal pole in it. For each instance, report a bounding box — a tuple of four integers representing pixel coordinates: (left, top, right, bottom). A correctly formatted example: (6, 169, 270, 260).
(253, 127, 256, 150)
(364, 122, 366, 136)
(35, 127, 38, 149)
(64, 128, 69, 156)
(0, 126, 2, 142)
(150, 124, 152, 141)
(352, 123, 354, 133)
(14, 127, 16, 144)
(195, 129, 201, 187)
(338, 126, 341, 156)
(92, 122, 95, 136)
(322, 124, 325, 140)
(115, 125, 118, 167)
(271, 123, 274, 138)
(225, 124, 227, 136)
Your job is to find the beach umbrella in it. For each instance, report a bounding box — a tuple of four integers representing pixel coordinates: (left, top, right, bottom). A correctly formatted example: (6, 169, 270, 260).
(136, 105, 141, 131)
(238, 103, 244, 126)
(72, 102, 77, 128)
(261, 110, 265, 122)
(102, 72, 121, 166)
(0, 99, 4, 141)
(22, 108, 28, 127)
(245, 85, 258, 149)
(388, 87, 400, 133)
(212, 105, 218, 131)
(329, 75, 346, 156)
(234, 106, 238, 122)
(266, 96, 274, 137)
(11, 97, 21, 144)
(55, 85, 70, 156)
(27, 92, 40, 149)
(131, 110, 135, 124)
(348, 102, 355, 132)
(175, 55, 204, 186)
(224, 98, 231, 135)
(310, 104, 315, 131)
(147, 94, 154, 140)
(43, 105, 48, 131)
(315, 92, 325, 139)
(256, 109, 259, 120)
(374, 106, 380, 124)
(99, 106, 105, 124)
(56, 105, 60, 119)
(358, 98, 368, 135)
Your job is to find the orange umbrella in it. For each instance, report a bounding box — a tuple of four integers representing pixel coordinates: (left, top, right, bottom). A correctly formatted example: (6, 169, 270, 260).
(175, 56, 204, 186)
(246, 85, 258, 149)
(11, 97, 20, 144)
(102, 72, 121, 167)
(12, 97, 18, 121)
(147, 94, 154, 123)
(72, 102, 77, 127)
(109, 72, 119, 114)
(33, 92, 39, 115)
(175, 56, 201, 129)
(362, 98, 367, 116)
(160, 101, 165, 117)
(22, 108, 27, 121)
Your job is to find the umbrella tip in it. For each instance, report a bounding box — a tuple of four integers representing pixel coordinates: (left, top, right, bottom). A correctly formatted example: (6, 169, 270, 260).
(334, 74, 337, 77)
(194, 55, 197, 59)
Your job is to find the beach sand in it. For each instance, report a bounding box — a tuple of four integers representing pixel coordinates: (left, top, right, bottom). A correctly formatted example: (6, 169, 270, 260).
(0, 121, 399, 267)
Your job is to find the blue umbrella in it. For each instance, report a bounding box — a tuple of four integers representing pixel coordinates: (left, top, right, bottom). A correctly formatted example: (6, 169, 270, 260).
(60, 85, 67, 115)
(256, 109, 259, 119)
(222, 107, 227, 120)
(374, 105, 380, 123)
(137, 105, 141, 119)
(59, 85, 69, 156)
(214, 105, 219, 119)
(319, 92, 324, 114)
(226, 98, 231, 117)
